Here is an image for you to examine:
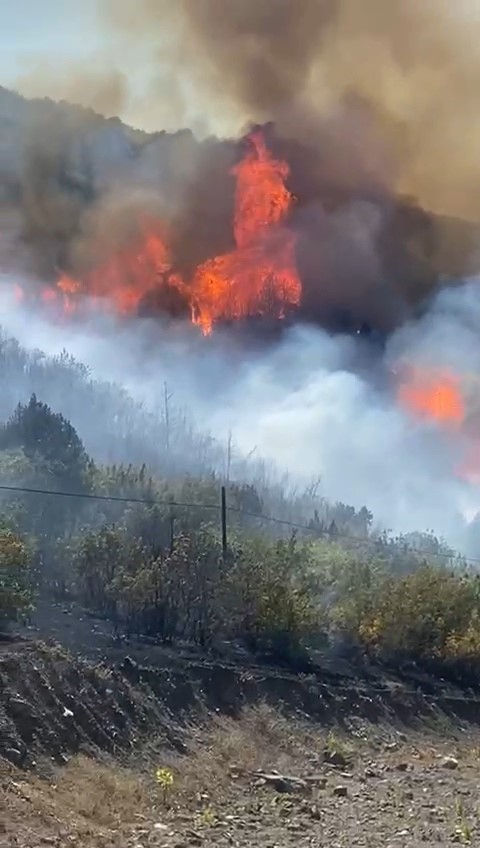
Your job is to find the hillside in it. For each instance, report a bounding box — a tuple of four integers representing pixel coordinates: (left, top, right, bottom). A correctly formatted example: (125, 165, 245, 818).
(1, 364, 480, 846)
(1, 85, 480, 327)
(2, 636, 480, 846)
(3, 88, 480, 847)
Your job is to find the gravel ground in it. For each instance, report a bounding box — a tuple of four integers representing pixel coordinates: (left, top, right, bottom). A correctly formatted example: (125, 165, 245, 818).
(2, 710, 479, 847)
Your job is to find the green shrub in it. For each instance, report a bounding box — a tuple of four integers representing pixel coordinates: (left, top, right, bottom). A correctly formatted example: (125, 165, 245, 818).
(226, 536, 319, 661)
(333, 564, 480, 666)
(0, 524, 33, 628)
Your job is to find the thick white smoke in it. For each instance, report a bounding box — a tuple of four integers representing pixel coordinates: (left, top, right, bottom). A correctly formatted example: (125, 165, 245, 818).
(2, 275, 480, 555)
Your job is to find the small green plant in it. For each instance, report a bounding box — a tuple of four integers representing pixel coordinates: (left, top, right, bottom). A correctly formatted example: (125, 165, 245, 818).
(0, 524, 33, 628)
(455, 821, 472, 845)
(325, 729, 353, 759)
(454, 799, 472, 844)
(198, 807, 217, 827)
(155, 767, 174, 805)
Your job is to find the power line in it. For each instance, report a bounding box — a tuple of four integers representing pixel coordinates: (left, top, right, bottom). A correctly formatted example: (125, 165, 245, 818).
(0, 481, 478, 565)
(0, 483, 218, 511)
(222, 503, 479, 564)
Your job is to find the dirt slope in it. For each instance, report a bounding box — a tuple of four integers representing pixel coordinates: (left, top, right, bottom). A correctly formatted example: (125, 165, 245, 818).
(3, 603, 480, 846)
(2, 701, 480, 847)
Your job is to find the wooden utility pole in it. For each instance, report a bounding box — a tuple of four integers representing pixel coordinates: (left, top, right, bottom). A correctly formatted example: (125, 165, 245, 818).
(164, 382, 172, 453)
(226, 431, 232, 483)
(169, 501, 175, 555)
(221, 485, 227, 559)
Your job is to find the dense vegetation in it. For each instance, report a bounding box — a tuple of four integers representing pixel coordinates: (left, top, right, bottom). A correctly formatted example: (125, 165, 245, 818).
(1, 331, 480, 680)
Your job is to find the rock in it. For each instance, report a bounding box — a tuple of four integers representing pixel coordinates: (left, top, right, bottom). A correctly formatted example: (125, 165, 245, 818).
(7, 697, 34, 719)
(185, 830, 203, 845)
(332, 785, 348, 798)
(4, 747, 24, 765)
(441, 756, 459, 770)
(252, 772, 309, 794)
(305, 775, 327, 789)
(323, 748, 348, 768)
(364, 766, 379, 778)
(395, 762, 409, 772)
(287, 821, 305, 831)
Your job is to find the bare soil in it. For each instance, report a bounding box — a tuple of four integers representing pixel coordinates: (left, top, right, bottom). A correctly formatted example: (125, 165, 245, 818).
(2, 599, 480, 846)
(2, 706, 480, 847)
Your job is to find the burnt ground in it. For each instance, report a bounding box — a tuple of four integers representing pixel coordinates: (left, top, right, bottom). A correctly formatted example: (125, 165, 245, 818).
(2, 599, 480, 846)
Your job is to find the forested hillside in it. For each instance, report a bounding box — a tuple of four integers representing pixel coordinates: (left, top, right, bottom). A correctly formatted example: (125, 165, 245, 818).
(1, 331, 480, 682)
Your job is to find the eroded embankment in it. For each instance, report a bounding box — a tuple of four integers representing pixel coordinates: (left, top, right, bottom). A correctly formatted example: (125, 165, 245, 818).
(2, 638, 480, 769)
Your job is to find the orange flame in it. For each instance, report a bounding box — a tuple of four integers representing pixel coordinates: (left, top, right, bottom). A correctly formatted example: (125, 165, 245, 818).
(23, 130, 301, 333)
(192, 131, 301, 334)
(58, 229, 176, 315)
(397, 366, 465, 427)
(232, 131, 295, 247)
(395, 365, 480, 483)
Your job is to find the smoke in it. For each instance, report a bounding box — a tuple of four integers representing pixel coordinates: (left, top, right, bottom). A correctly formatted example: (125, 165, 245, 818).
(12, 0, 480, 217)
(1, 275, 479, 556)
(0, 86, 211, 283)
(5, 0, 480, 324)
(95, 0, 480, 220)
(3, 2, 480, 555)
(15, 64, 128, 122)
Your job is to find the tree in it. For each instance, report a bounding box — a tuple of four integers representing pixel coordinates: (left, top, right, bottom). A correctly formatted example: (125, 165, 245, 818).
(0, 396, 93, 552)
(226, 535, 318, 662)
(0, 525, 33, 629)
(0, 394, 89, 489)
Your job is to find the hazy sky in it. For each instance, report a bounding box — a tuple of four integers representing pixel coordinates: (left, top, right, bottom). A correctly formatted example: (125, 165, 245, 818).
(1, 0, 104, 79)
(0, 0, 210, 134)
(3, 0, 480, 144)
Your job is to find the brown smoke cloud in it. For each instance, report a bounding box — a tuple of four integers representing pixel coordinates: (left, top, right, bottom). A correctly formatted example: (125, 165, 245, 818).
(6, 0, 480, 334)
(99, 0, 480, 221)
(15, 63, 128, 121)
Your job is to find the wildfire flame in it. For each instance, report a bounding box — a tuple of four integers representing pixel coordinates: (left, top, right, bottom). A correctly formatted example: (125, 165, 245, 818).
(55, 228, 178, 316)
(395, 364, 480, 484)
(192, 131, 301, 334)
(396, 366, 465, 428)
(17, 130, 301, 334)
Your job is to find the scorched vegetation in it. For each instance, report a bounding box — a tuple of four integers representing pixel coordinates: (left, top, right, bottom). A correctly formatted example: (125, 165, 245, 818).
(0, 332, 480, 682)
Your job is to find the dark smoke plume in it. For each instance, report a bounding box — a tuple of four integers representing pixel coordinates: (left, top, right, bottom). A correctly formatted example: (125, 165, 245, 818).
(101, 0, 480, 221)
(4, 2, 480, 553)
(5, 0, 480, 332)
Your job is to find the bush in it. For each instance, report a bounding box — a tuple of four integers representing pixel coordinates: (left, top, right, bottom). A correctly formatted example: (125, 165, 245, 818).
(69, 522, 318, 661)
(0, 394, 89, 488)
(223, 535, 319, 661)
(0, 524, 33, 629)
(333, 564, 480, 668)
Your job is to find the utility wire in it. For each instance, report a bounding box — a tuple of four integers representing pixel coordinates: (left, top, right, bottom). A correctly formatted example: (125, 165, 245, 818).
(0, 481, 478, 565)
(0, 483, 219, 511)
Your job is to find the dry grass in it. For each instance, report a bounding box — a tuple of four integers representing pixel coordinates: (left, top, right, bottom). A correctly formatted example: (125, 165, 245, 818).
(2, 705, 335, 843)
(3, 704, 480, 846)
(2, 755, 153, 846)
(157, 704, 332, 800)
